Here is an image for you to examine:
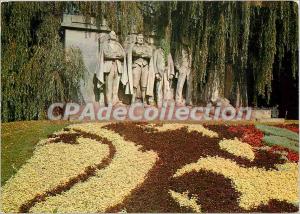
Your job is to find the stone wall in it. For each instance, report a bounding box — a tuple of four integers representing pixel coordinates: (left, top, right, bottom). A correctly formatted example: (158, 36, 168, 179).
(62, 14, 109, 105)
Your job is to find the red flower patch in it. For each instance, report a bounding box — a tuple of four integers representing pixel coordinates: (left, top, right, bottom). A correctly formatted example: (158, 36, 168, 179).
(276, 124, 299, 133)
(287, 151, 299, 162)
(273, 149, 299, 163)
(269, 146, 299, 162)
(228, 125, 264, 147)
(228, 126, 299, 163)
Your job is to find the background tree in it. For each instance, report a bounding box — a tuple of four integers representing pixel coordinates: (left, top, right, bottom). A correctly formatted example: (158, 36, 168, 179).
(1, 2, 85, 122)
(1, 1, 298, 121)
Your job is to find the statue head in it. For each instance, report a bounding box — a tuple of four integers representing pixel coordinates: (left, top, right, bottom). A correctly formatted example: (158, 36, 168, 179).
(136, 34, 144, 45)
(129, 34, 137, 44)
(100, 19, 110, 31)
(148, 37, 154, 45)
(109, 31, 117, 41)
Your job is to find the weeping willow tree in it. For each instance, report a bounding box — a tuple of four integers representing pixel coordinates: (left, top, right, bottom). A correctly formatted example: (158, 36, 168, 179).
(1, 2, 86, 122)
(166, 1, 298, 106)
(1, 1, 298, 121)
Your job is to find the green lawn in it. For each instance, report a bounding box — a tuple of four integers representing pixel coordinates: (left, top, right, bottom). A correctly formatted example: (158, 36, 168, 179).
(1, 120, 71, 185)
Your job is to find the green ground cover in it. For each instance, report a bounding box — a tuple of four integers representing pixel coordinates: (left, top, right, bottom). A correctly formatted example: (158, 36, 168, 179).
(1, 120, 71, 185)
(256, 124, 299, 141)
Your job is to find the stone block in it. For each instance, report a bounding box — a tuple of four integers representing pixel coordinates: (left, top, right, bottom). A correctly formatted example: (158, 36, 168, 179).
(253, 109, 272, 120)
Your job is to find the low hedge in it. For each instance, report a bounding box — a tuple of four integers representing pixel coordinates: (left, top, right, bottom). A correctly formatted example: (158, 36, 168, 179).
(256, 124, 299, 141)
(263, 135, 298, 152)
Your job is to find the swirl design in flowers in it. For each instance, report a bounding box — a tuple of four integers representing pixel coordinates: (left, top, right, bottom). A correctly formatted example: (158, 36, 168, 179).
(1, 122, 298, 213)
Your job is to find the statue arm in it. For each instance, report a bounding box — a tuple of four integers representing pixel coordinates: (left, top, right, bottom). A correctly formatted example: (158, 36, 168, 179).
(103, 45, 116, 59)
(143, 47, 153, 58)
(116, 45, 126, 58)
(132, 46, 152, 59)
(153, 50, 161, 80)
(112, 48, 125, 59)
(132, 46, 141, 56)
(103, 42, 125, 60)
(95, 46, 105, 85)
(174, 56, 181, 71)
(168, 53, 175, 77)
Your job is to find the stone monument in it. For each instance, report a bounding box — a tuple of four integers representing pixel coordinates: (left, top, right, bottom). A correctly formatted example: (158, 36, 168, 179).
(61, 14, 111, 105)
(146, 35, 157, 105)
(95, 31, 131, 106)
(153, 40, 175, 107)
(174, 46, 193, 106)
(62, 15, 202, 108)
(128, 34, 153, 104)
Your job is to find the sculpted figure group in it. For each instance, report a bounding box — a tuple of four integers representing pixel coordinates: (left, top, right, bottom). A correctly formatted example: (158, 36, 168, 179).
(96, 30, 192, 107)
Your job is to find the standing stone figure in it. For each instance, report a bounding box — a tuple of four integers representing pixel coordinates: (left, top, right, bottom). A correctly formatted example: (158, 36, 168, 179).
(146, 36, 157, 105)
(128, 34, 153, 104)
(95, 31, 131, 106)
(123, 34, 136, 53)
(153, 40, 175, 107)
(174, 47, 193, 106)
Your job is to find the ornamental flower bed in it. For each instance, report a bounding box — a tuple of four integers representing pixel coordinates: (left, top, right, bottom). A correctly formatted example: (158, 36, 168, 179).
(269, 145, 299, 162)
(276, 124, 299, 133)
(228, 124, 299, 163)
(1, 122, 299, 213)
(227, 125, 264, 147)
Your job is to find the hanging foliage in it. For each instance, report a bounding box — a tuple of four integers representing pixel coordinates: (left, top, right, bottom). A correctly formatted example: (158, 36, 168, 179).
(1, 1, 298, 121)
(1, 2, 85, 122)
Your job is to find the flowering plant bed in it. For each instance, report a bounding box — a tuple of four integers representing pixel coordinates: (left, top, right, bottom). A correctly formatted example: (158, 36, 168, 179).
(1, 122, 299, 213)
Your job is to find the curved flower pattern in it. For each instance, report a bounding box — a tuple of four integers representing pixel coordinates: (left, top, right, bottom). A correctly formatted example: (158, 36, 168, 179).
(30, 123, 158, 213)
(2, 122, 298, 213)
(141, 123, 218, 138)
(1, 136, 110, 213)
(169, 190, 201, 212)
(219, 138, 255, 161)
(174, 156, 298, 209)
